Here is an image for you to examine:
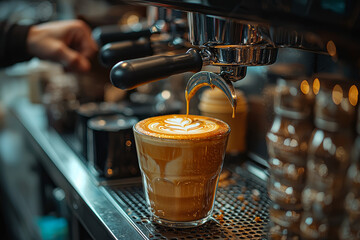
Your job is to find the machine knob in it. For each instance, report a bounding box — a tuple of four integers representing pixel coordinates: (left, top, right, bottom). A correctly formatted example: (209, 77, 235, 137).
(93, 25, 153, 46)
(100, 39, 153, 67)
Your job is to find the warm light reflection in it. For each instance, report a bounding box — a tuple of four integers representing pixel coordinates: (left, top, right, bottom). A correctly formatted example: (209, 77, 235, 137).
(336, 146, 346, 162)
(332, 84, 343, 105)
(126, 140, 132, 147)
(300, 80, 310, 94)
(326, 40, 337, 57)
(267, 132, 278, 143)
(349, 85, 359, 106)
(126, 15, 140, 26)
(313, 78, 320, 95)
(117, 119, 125, 126)
(98, 120, 106, 126)
(161, 90, 171, 100)
(107, 168, 113, 176)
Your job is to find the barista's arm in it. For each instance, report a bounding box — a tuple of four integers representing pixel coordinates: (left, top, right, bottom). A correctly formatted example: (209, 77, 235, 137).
(0, 21, 33, 67)
(0, 20, 98, 72)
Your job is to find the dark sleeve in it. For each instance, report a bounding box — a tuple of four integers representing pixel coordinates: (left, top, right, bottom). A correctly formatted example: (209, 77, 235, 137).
(0, 21, 33, 68)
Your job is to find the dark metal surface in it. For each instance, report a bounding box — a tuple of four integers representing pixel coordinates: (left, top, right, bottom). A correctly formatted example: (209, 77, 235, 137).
(125, 0, 360, 67)
(10, 99, 144, 240)
(10, 98, 271, 240)
(127, 0, 360, 33)
(107, 168, 270, 239)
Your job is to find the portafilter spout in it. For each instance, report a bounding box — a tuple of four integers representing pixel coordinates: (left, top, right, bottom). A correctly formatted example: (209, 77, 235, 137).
(185, 71, 238, 116)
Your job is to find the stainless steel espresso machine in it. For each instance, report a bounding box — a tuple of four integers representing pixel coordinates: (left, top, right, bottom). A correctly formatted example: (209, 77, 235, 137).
(3, 1, 360, 240)
(108, 1, 360, 88)
(103, 1, 360, 239)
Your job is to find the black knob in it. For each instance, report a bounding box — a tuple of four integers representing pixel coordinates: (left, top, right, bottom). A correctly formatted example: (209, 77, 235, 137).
(93, 25, 152, 46)
(100, 38, 153, 67)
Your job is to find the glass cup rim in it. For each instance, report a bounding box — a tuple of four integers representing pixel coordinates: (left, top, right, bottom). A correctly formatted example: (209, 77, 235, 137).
(133, 116, 231, 142)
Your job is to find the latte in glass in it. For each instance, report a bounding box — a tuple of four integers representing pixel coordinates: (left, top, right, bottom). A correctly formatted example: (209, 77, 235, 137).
(133, 114, 230, 228)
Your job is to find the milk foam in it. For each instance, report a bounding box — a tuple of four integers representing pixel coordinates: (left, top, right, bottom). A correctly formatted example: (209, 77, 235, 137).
(147, 116, 218, 135)
(135, 114, 229, 140)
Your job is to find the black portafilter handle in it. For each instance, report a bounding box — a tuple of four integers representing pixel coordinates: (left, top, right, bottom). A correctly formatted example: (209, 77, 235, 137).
(110, 48, 203, 90)
(100, 38, 154, 67)
(92, 25, 153, 46)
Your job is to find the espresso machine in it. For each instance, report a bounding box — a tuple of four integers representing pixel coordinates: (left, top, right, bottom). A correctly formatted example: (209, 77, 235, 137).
(2, 1, 360, 240)
(95, 7, 189, 67)
(101, 1, 360, 239)
(108, 0, 360, 115)
(106, 0, 360, 158)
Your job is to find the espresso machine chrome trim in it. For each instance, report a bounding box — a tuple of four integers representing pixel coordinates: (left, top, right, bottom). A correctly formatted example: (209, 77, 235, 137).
(188, 12, 278, 67)
(206, 45, 278, 66)
(110, 13, 281, 91)
(188, 13, 267, 46)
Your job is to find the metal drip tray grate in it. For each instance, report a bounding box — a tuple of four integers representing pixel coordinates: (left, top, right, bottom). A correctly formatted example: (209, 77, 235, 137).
(108, 167, 270, 239)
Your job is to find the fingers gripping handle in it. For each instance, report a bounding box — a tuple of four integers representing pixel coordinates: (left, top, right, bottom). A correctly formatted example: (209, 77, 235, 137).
(110, 49, 203, 90)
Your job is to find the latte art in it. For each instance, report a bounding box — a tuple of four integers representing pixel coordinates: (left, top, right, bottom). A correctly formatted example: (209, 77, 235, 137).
(148, 116, 218, 135)
(135, 114, 229, 140)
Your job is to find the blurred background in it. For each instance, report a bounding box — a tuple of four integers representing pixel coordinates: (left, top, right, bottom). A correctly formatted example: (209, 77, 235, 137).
(0, 0, 359, 240)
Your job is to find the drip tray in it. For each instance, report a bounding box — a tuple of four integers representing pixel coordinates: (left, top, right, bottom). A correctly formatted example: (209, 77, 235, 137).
(106, 167, 270, 239)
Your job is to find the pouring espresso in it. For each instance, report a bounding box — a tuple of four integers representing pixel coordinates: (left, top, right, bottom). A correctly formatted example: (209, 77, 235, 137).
(185, 71, 238, 117)
(108, 13, 281, 115)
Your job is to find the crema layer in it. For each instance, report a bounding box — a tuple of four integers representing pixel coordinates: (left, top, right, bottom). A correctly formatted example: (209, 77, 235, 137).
(134, 114, 230, 140)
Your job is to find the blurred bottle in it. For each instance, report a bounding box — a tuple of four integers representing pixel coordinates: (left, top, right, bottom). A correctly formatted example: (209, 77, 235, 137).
(199, 87, 247, 155)
(340, 106, 360, 240)
(300, 81, 356, 240)
(266, 78, 314, 239)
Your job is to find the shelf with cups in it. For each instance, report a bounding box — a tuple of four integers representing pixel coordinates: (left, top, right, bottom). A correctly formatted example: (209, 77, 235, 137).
(10, 98, 271, 239)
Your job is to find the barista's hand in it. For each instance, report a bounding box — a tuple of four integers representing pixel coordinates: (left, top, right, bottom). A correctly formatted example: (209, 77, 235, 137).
(27, 20, 98, 72)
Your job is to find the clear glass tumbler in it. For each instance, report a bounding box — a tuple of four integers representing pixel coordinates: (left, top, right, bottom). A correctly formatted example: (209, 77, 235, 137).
(133, 114, 230, 228)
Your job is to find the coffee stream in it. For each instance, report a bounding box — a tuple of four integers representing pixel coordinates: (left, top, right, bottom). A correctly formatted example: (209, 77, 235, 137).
(185, 84, 236, 118)
(185, 82, 214, 117)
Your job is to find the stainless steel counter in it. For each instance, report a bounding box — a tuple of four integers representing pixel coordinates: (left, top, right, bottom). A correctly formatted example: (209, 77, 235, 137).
(10, 98, 270, 240)
(10, 98, 144, 240)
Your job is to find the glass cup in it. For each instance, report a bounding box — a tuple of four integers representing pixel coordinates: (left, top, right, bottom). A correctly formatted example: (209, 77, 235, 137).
(133, 114, 230, 228)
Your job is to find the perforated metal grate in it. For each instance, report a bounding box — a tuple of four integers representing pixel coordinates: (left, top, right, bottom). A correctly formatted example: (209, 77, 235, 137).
(108, 167, 270, 239)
